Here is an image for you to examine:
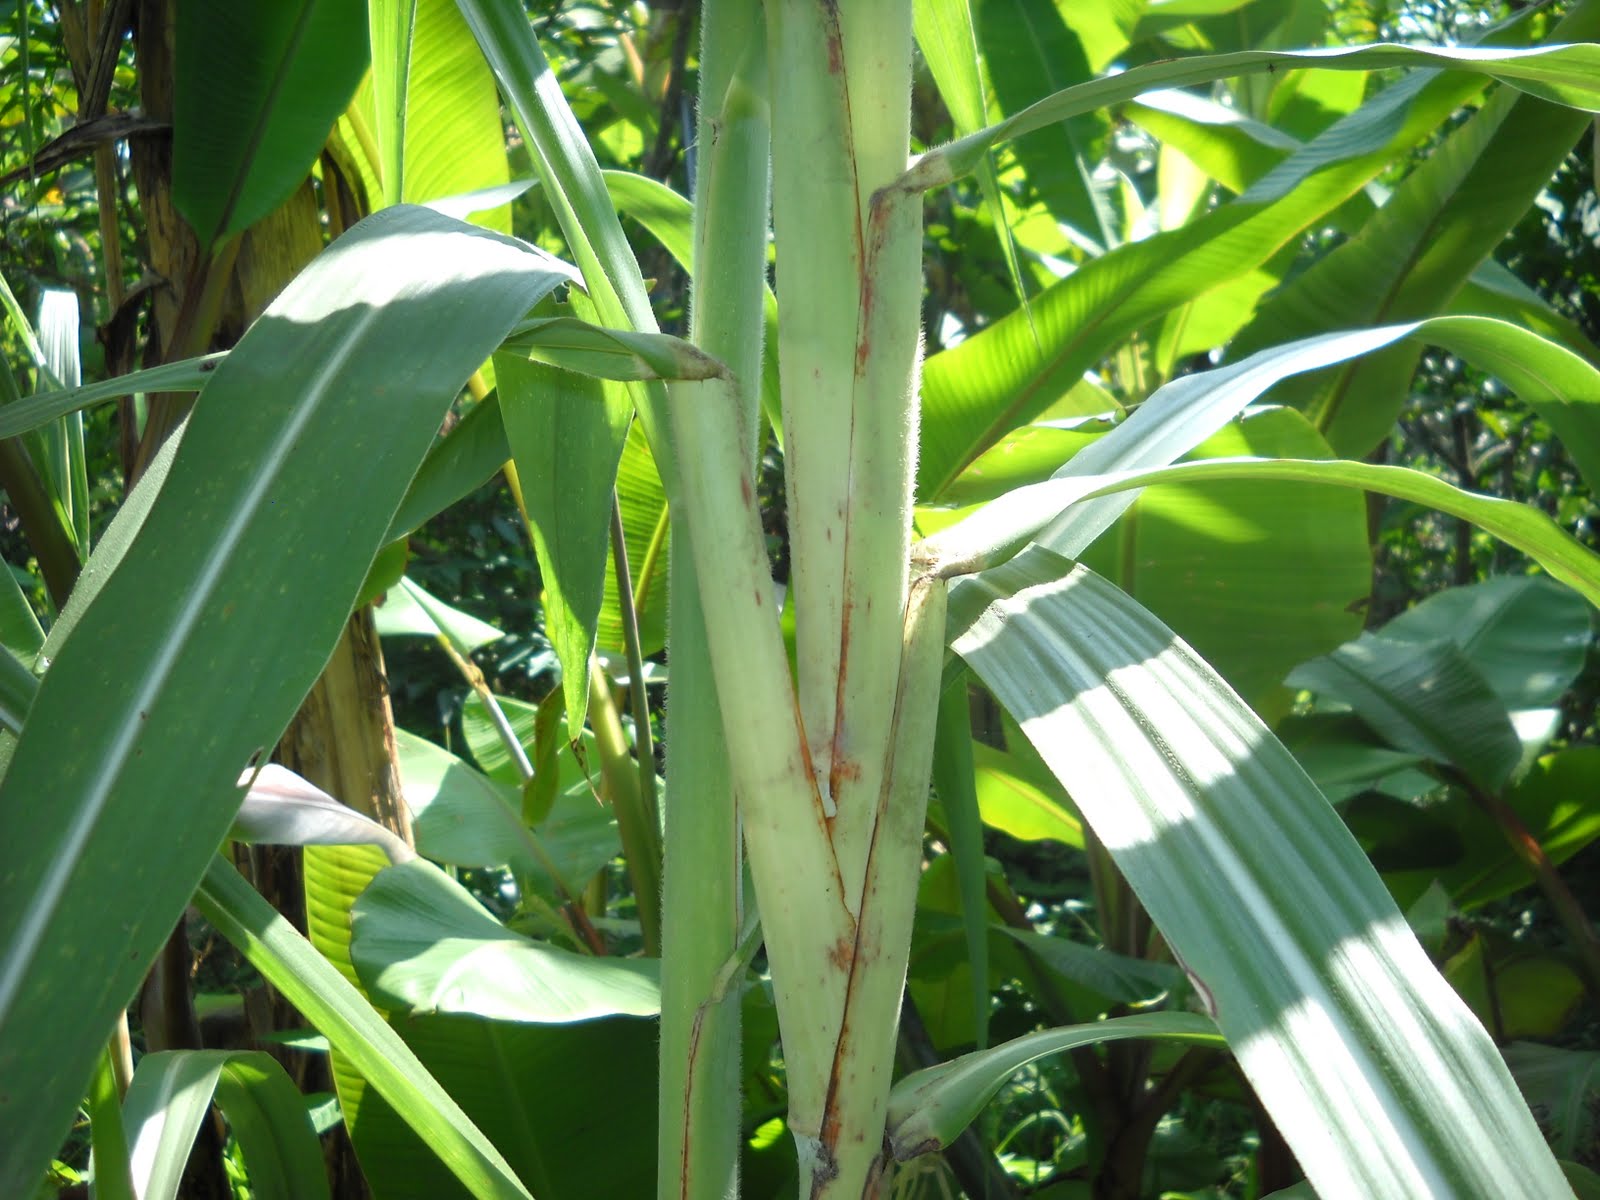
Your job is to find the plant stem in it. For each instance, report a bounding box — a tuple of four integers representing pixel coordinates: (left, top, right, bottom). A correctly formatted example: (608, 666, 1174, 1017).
(588, 659, 663, 955)
(803, 576, 946, 1197)
(1458, 770, 1600, 998)
(656, 2, 770, 1194)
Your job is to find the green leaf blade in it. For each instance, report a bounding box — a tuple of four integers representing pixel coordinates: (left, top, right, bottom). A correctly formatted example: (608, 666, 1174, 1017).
(947, 550, 1574, 1199)
(0, 206, 573, 1195)
(497, 354, 631, 729)
(174, 1, 370, 246)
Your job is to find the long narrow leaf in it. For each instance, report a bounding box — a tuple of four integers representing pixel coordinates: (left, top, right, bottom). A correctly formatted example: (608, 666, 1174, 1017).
(0, 206, 574, 1194)
(918, 317, 1600, 585)
(0, 355, 226, 442)
(886, 1012, 1223, 1160)
(922, 455, 1600, 610)
(946, 549, 1574, 1198)
(914, 71, 1484, 498)
(122, 1049, 328, 1200)
(497, 354, 629, 728)
(192, 856, 531, 1199)
(350, 859, 660, 1021)
(902, 42, 1600, 192)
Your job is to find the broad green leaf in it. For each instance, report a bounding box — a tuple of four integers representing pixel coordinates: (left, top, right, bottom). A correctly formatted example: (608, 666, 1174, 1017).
(1077, 406, 1368, 713)
(947, 549, 1574, 1198)
(1231, 37, 1600, 456)
(122, 1050, 328, 1200)
(396, 727, 619, 896)
(1128, 86, 1309, 196)
(1295, 576, 1594, 783)
(918, 319, 1600, 594)
(0, 353, 225, 442)
(1504, 1042, 1600, 1166)
(351, 859, 660, 1021)
(374, 576, 505, 652)
(174, 1, 369, 246)
(995, 926, 1185, 1008)
(305, 828, 653, 1200)
(1566, 1163, 1600, 1200)
(0, 206, 574, 1195)
(1370, 747, 1600, 912)
(367, 0, 415, 207)
(976, 0, 1114, 248)
(193, 855, 532, 1199)
(37, 427, 183, 670)
(1288, 634, 1523, 791)
(938, 419, 1104, 509)
(497, 353, 630, 728)
(1377, 576, 1592, 714)
(384, 393, 510, 543)
(300, 843, 415, 1193)
(932, 453, 1600, 614)
(1451, 258, 1600, 367)
(922, 326, 1415, 570)
(355, 537, 410, 609)
(346, 1011, 658, 1200)
(460, 690, 542, 784)
(970, 741, 1082, 847)
(915, 0, 1034, 314)
(365, 0, 510, 229)
(231, 763, 415, 862)
(601, 421, 670, 657)
(1445, 937, 1584, 1040)
(397, 728, 529, 864)
(903, 42, 1600, 192)
(885, 1012, 1224, 1159)
(1278, 712, 1429, 804)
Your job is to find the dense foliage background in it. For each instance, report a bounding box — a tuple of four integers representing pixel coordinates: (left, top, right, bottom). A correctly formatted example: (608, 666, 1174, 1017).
(5, 1, 1600, 1197)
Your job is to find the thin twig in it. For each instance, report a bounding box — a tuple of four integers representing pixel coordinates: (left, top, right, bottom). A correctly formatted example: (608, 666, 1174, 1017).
(1450, 766, 1600, 999)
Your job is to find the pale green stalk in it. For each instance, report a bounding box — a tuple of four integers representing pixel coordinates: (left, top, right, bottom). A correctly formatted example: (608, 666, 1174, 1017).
(765, 1, 923, 913)
(826, 1, 923, 912)
(766, 0, 864, 800)
(657, 5, 770, 1196)
(800, 576, 948, 1197)
(757, 4, 937, 1192)
(665, 367, 854, 1126)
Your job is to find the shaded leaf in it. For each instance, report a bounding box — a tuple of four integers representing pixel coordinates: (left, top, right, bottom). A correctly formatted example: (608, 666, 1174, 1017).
(1288, 635, 1523, 791)
(122, 1050, 328, 1200)
(886, 1012, 1223, 1159)
(351, 859, 659, 1021)
(374, 576, 505, 653)
(174, 2, 369, 245)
